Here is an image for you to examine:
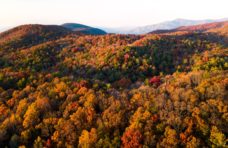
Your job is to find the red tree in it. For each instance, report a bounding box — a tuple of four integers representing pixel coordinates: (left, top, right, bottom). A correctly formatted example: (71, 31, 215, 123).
(149, 76, 161, 87)
(121, 129, 143, 148)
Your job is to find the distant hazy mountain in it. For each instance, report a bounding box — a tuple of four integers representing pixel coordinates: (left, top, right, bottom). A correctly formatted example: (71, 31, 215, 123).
(111, 18, 228, 34)
(101, 26, 136, 34)
(62, 23, 106, 35)
(0, 27, 3, 32)
(0, 26, 11, 33)
(149, 21, 228, 36)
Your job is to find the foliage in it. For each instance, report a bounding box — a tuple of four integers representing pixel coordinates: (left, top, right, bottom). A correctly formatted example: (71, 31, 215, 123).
(0, 23, 227, 147)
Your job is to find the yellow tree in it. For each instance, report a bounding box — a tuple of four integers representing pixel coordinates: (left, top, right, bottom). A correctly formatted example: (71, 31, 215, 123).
(23, 103, 40, 128)
(159, 126, 179, 148)
(78, 128, 98, 148)
(210, 126, 227, 147)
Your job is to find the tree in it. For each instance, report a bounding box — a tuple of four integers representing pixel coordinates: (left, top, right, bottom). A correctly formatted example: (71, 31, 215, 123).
(159, 126, 179, 148)
(186, 136, 200, 148)
(23, 103, 40, 128)
(16, 99, 28, 117)
(51, 119, 77, 146)
(149, 76, 161, 87)
(121, 128, 142, 148)
(33, 136, 43, 148)
(78, 128, 98, 148)
(9, 134, 20, 148)
(17, 78, 26, 89)
(210, 126, 227, 147)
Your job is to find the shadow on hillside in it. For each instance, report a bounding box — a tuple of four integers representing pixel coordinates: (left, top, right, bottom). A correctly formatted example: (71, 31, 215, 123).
(59, 32, 227, 83)
(0, 31, 226, 85)
(160, 32, 227, 48)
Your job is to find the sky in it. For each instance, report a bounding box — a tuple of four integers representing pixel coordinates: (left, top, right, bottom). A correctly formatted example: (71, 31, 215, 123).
(0, 0, 228, 28)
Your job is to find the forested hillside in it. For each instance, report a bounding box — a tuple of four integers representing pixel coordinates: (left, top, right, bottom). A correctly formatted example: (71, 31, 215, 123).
(0, 22, 227, 147)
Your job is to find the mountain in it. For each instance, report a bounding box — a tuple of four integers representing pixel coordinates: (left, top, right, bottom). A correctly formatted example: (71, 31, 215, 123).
(177, 21, 228, 34)
(150, 21, 228, 36)
(101, 26, 136, 34)
(0, 21, 227, 147)
(116, 18, 228, 34)
(0, 26, 10, 33)
(149, 21, 228, 48)
(0, 24, 71, 50)
(62, 23, 107, 35)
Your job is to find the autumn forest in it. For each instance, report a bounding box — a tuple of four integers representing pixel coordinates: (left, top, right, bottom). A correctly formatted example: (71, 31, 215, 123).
(0, 21, 227, 147)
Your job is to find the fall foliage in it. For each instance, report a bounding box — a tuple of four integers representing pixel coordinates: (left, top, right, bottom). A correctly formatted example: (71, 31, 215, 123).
(0, 22, 227, 147)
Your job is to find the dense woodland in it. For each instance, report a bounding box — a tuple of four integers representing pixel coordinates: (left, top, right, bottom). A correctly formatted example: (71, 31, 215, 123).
(0, 22, 227, 148)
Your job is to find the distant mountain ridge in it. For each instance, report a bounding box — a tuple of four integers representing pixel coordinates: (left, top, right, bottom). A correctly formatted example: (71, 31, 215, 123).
(62, 23, 107, 35)
(1, 18, 228, 35)
(149, 21, 228, 36)
(107, 18, 228, 34)
(0, 26, 10, 33)
(0, 23, 107, 35)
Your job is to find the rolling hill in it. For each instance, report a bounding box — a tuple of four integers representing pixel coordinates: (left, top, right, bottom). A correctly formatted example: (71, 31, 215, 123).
(0, 24, 71, 50)
(177, 21, 228, 35)
(62, 23, 107, 35)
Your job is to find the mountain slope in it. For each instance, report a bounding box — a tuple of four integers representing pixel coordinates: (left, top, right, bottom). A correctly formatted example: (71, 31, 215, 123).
(0, 24, 71, 50)
(149, 21, 228, 47)
(62, 23, 107, 35)
(0, 22, 227, 147)
(177, 21, 228, 35)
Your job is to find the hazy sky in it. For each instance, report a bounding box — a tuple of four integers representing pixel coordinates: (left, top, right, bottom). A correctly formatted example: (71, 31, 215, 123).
(0, 0, 227, 27)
